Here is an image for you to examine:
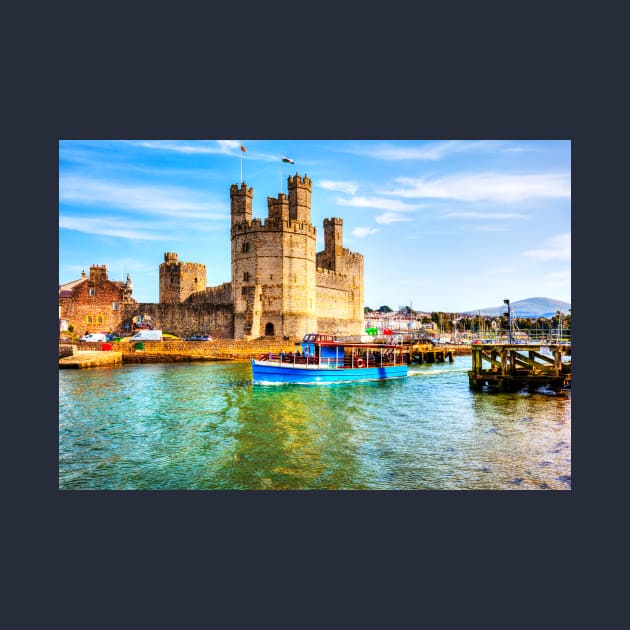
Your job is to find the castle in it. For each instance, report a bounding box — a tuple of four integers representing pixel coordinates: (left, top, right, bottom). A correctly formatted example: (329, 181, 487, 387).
(59, 174, 364, 340)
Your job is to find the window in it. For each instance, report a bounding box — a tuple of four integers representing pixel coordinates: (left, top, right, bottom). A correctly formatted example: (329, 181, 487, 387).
(112, 302, 119, 311)
(242, 287, 248, 295)
(242, 242, 250, 253)
(265, 322, 275, 336)
(97, 315, 104, 325)
(89, 288, 95, 296)
(86, 315, 93, 324)
(243, 272, 250, 281)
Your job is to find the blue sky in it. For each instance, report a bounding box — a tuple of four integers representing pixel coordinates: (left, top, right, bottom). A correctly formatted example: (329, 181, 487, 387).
(59, 140, 571, 312)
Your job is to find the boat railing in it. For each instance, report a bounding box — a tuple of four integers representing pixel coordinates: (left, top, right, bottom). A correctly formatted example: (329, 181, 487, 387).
(256, 352, 344, 368)
(255, 350, 404, 369)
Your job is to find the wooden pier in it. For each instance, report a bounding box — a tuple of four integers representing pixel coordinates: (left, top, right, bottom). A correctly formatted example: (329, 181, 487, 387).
(468, 343, 571, 393)
(405, 343, 454, 364)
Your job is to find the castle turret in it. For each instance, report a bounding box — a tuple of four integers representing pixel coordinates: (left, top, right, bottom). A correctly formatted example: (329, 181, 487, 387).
(322, 218, 344, 270)
(267, 193, 289, 221)
(159, 252, 207, 304)
(288, 174, 311, 223)
(231, 182, 253, 225)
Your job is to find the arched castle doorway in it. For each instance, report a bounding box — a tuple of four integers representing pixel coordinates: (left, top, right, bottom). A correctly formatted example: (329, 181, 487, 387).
(264, 322, 275, 336)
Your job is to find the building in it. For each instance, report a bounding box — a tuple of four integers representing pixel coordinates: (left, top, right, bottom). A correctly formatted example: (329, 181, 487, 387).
(58, 265, 135, 335)
(59, 174, 365, 340)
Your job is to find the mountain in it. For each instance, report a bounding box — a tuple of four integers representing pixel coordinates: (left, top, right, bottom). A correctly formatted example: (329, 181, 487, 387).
(462, 297, 571, 318)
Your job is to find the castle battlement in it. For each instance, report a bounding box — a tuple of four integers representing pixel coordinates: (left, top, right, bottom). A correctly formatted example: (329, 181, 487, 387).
(229, 182, 254, 197)
(159, 251, 207, 304)
(287, 174, 311, 188)
(231, 219, 317, 237)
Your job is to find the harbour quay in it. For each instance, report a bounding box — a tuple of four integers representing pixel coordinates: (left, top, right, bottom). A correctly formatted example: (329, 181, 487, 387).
(468, 342, 571, 393)
(59, 338, 466, 368)
(59, 338, 300, 367)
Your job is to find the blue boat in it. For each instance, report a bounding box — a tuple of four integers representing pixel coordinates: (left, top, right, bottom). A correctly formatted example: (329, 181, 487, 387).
(251, 333, 408, 384)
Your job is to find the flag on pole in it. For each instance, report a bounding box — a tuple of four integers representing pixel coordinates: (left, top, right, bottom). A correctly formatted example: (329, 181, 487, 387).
(282, 157, 294, 164)
(240, 144, 246, 183)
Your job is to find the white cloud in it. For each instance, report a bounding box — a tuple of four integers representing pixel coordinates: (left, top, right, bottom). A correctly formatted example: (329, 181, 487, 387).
(352, 227, 380, 238)
(375, 212, 412, 224)
(523, 233, 571, 260)
(441, 211, 529, 220)
(348, 140, 504, 161)
(59, 175, 228, 219)
(388, 172, 571, 203)
(319, 180, 359, 195)
(128, 140, 243, 155)
(216, 140, 242, 151)
(337, 196, 420, 211)
(59, 216, 165, 240)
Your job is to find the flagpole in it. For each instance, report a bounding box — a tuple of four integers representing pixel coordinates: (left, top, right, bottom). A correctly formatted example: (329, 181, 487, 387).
(280, 163, 283, 194)
(240, 150, 243, 183)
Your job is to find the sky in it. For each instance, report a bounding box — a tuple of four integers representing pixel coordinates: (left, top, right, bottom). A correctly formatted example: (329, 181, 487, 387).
(59, 140, 571, 313)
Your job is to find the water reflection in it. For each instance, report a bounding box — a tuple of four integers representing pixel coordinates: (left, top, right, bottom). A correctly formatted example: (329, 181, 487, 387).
(59, 359, 570, 490)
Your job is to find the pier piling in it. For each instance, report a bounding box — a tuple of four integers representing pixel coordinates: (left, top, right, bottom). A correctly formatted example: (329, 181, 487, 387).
(468, 343, 571, 393)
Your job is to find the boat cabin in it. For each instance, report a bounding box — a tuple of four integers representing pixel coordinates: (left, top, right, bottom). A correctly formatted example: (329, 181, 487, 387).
(300, 333, 337, 360)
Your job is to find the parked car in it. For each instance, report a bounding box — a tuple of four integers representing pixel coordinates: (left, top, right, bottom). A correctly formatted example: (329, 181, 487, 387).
(162, 333, 181, 340)
(125, 330, 163, 342)
(185, 335, 212, 341)
(80, 333, 107, 343)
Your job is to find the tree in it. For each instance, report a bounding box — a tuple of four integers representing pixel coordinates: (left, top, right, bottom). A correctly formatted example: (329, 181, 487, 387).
(377, 305, 393, 313)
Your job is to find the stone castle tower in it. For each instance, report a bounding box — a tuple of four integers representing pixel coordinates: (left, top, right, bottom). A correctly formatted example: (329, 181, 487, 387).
(148, 173, 363, 340)
(159, 252, 207, 304)
(230, 175, 318, 338)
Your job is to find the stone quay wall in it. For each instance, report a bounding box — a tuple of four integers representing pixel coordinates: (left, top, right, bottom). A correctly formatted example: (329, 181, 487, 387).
(106, 338, 301, 363)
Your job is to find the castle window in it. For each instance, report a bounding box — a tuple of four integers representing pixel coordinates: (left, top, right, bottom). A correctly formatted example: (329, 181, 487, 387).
(242, 287, 248, 295)
(265, 323, 275, 336)
(97, 315, 104, 325)
(86, 315, 93, 324)
(112, 302, 119, 311)
(242, 242, 250, 253)
(89, 288, 95, 297)
(243, 272, 250, 282)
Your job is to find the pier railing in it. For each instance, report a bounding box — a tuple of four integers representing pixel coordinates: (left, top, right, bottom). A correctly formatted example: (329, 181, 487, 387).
(469, 329, 571, 345)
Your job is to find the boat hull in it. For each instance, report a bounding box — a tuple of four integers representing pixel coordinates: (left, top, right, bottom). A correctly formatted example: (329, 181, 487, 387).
(251, 359, 408, 384)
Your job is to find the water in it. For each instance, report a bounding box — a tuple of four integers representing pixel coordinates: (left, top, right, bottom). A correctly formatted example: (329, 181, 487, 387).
(59, 356, 571, 490)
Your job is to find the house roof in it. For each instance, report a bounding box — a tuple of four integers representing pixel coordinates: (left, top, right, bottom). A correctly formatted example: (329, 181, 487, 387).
(58, 277, 87, 296)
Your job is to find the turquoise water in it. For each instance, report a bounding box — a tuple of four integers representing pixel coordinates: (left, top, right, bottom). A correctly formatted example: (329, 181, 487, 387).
(58, 356, 571, 490)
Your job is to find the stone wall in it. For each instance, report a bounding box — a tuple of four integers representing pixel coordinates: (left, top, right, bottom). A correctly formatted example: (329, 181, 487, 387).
(121, 303, 233, 338)
(187, 282, 232, 305)
(113, 338, 300, 362)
